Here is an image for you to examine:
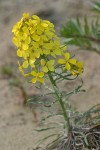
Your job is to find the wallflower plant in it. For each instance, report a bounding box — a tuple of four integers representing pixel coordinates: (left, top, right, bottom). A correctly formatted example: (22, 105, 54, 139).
(12, 13, 100, 150)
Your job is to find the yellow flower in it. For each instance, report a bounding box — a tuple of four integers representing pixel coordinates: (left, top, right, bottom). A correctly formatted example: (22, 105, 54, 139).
(70, 61, 84, 76)
(17, 49, 23, 57)
(23, 13, 29, 19)
(41, 59, 55, 72)
(29, 45, 43, 59)
(29, 59, 35, 68)
(12, 37, 20, 47)
(58, 52, 76, 70)
(22, 50, 29, 59)
(31, 71, 44, 83)
(22, 60, 29, 68)
(77, 61, 84, 74)
(12, 21, 22, 34)
(12, 13, 73, 82)
(43, 40, 64, 57)
(27, 20, 36, 34)
(18, 61, 30, 77)
(32, 15, 40, 22)
(31, 34, 40, 41)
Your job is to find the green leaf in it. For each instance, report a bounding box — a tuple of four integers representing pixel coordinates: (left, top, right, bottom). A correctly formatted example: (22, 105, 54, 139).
(92, 1, 100, 13)
(60, 16, 100, 53)
(84, 16, 90, 35)
(34, 126, 57, 132)
(46, 136, 62, 150)
(34, 134, 59, 148)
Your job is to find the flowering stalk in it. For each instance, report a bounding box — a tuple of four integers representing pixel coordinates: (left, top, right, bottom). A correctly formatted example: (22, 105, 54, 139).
(12, 12, 100, 150)
(12, 13, 83, 133)
(48, 71, 71, 131)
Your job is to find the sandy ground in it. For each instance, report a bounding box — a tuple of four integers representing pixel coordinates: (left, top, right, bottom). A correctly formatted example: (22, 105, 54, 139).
(0, 0, 100, 150)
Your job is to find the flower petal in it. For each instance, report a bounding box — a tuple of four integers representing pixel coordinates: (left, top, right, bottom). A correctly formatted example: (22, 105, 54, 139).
(58, 59, 66, 64)
(17, 49, 22, 57)
(23, 13, 29, 19)
(64, 52, 70, 60)
(31, 71, 37, 76)
(38, 72, 44, 77)
(12, 37, 19, 46)
(41, 59, 46, 66)
(22, 43, 29, 50)
(31, 78, 37, 83)
(77, 61, 83, 68)
(69, 59, 76, 65)
(29, 59, 35, 65)
(71, 71, 77, 76)
(38, 78, 44, 83)
(32, 34, 40, 41)
(54, 49, 61, 55)
(25, 36, 31, 44)
(65, 62, 71, 70)
(41, 22, 48, 28)
(43, 49, 50, 55)
(42, 66, 48, 73)
(47, 60, 55, 66)
(32, 15, 40, 20)
(22, 60, 29, 68)
(22, 26, 29, 33)
(48, 65, 54, 72)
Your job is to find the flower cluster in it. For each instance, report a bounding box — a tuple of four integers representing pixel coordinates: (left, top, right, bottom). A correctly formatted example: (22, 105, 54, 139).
(58, 52, 83, 76)
(12, 13, 83, 83)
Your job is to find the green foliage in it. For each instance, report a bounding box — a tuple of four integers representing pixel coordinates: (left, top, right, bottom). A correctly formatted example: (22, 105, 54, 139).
(92, 1, 100, 13)
(60, 17, 100, 53)
(75, 103, 100, 126)
(60, 1, 100, 54)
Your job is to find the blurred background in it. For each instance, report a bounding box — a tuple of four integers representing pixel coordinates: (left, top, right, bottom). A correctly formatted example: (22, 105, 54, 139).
(0, 0, 100, 150)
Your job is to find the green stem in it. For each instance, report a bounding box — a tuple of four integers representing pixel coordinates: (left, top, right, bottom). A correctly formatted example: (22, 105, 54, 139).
(48, 72, 71, 131)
